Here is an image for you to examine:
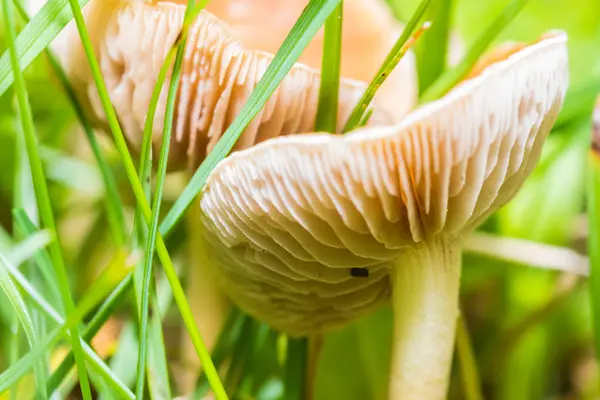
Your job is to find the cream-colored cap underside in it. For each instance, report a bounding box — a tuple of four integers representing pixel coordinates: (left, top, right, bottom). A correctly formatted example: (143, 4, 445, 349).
(200, 33, 569, 335)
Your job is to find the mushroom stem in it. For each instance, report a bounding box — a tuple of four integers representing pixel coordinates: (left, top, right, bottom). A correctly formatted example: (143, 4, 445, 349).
(389, 237, 462, 400)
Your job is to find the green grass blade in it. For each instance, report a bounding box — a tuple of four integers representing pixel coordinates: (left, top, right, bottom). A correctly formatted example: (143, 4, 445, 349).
(8, 312, 19, 400)
(132, 182, 172, 399)
(0, 251, 47, 399)
(315, 2, 343, 133)
(13, 208, 63, 311)
(104, 273, 173, 400)
(102, 324, 138, 398)
(4, 216, 22, 399)
(47, 273, 134, 394)
(159, 0, 344, 237)
(193, 308, 247, 398)
(13, 121, 37, 226)
(40, 148, 103, 195)
(1, 0, 92, 395)
(13, 0, 127, 246)
(132, 262, 172, 399)
(135, 44, 180, 399)
(5, 248, 65, 323)
(415, 0, 452, 94)
(0, 326, 62, 394)
(1, 226, 61, 323)
(223, 317, 256, 392)
(420, 0, 532, 102)
(0, 253, 132, 394)
(135, 2, 208, 398)
(588, 105, 600, 360)
(62, 0, 226, 394)
(3, 251, 135, 399)
(0, 0, 89, 96)
(85, 348, 135, 400)
(342, 0, 432, 132)
(133, 31, 157, 398)
(456, 313, 484, 400)
(6, 230, 52, 268)
(284, 337, 308, 400)
(555, 81, 600, 132)
(146, 292, 171, 400)
(236, 323, 273, 398)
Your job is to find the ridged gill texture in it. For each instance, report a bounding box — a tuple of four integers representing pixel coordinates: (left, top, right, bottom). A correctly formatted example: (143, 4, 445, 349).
(66, 0, 384, 170)
(200, 32, 570, 335)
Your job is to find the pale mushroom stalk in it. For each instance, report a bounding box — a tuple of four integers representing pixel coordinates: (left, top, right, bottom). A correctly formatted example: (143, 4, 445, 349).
(197, 32, 569, 400)
(388, 238, 461, 399)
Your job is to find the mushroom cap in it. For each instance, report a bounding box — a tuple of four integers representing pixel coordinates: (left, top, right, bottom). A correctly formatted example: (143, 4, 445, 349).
(204, 0, 418, 121)
(63, 0, 389, 170)
(199, 32, 569, 335)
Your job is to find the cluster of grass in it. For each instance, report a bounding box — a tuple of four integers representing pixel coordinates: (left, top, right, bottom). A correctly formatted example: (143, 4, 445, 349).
(0, 0, 598, 399)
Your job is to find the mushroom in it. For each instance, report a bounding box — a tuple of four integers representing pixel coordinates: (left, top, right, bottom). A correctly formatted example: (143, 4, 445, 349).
(204, 0, 418, 121)
(58, 0, 411, 389)
(198, 32, 569, 399)
(60, 0, 395, 172)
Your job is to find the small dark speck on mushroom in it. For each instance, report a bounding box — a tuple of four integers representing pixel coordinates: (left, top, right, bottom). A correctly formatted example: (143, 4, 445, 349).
(350, 268, 369, 278)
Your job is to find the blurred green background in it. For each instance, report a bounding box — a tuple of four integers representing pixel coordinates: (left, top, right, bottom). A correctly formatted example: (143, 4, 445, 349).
(0, 0, 597, 399)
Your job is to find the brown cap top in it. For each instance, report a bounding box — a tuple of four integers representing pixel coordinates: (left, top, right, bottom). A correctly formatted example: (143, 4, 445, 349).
(64, 0, 390, 170)
(199, 32, 569, 335)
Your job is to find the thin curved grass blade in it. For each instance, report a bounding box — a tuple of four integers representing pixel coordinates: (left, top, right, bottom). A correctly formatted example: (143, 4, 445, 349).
(6, 230, 52, 268)
(0, 250, 133, 394)
(588, 100, 600, 360)
(47, 273, 134, 395)
(315, 2, 342, 133)
(0, 250, 49, 399)
(135, 1, 208, 398)
(0, 0, 89, 96)
(554, 81, 600, 132)
(284, 337, 308, 400)
(3, 250, 135, 399)
(415, 0, 452, 94)
(343, 0, 432, 132)
(456, 312, 484, 400)
(13, 0, 127, 246)
(420, 0, 532, 102)
(1, 0, 93, 395)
